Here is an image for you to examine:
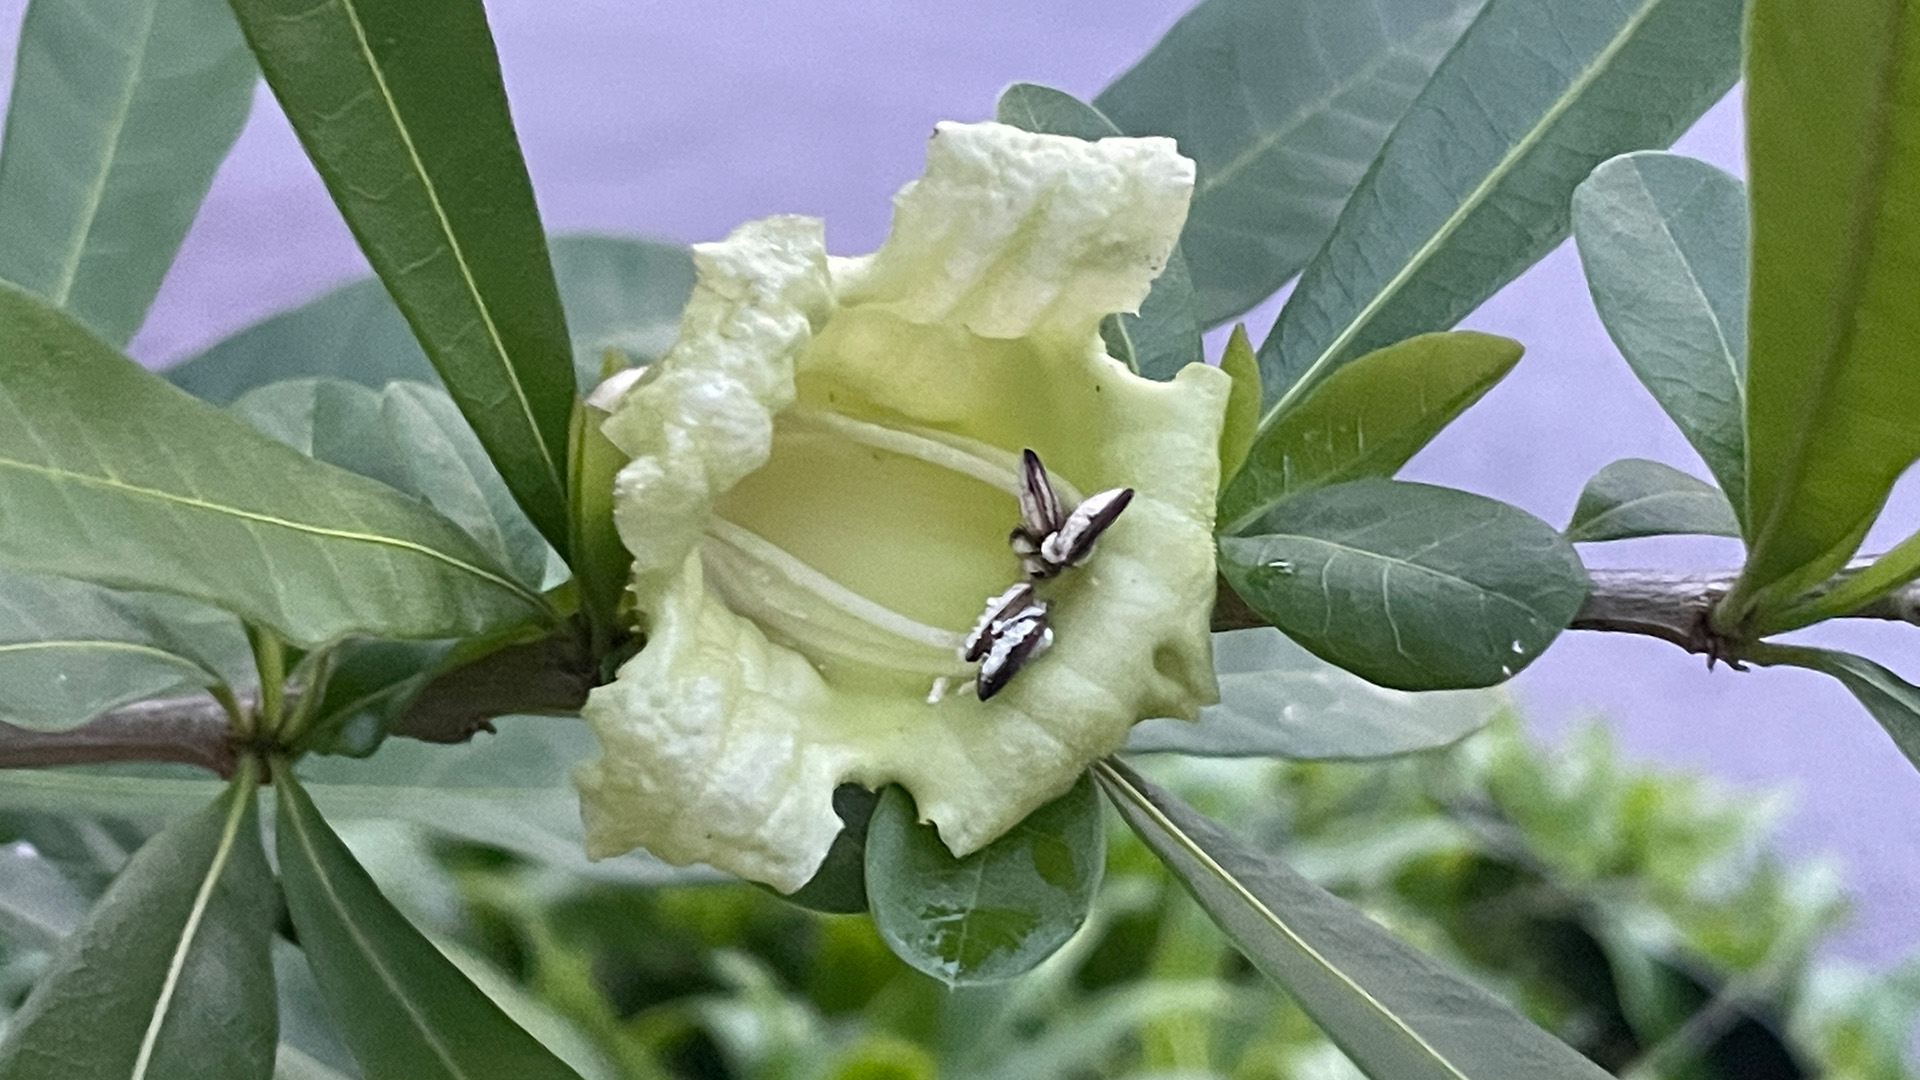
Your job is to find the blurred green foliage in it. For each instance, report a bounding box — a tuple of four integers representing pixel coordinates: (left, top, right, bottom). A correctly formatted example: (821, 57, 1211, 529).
(5, 715, 1917, 1079)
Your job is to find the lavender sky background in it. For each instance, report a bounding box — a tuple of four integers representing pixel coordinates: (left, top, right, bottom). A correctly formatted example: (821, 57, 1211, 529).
(4, 1, 1916, 962)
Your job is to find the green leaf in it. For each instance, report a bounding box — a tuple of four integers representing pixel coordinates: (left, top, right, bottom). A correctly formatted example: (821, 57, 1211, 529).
(865, 776, 1104, 985)
(297, 640, 455, 758)
(0, 283, 548, 645)
(0, 842, 89, 950)
(1258, 0, 1743, 418)
(164, 234, 693, 403)
(0, 0, 256, 346)
(292, 717, 696, 885)
(1216, 324, 1260, 480)
(1219, 479, 1590, 690)
(1564, 458, 1739, 542)
(228, 0, 577, 552)
(1572, 152, 1748, 521)
(994, 83, 1202, 381)
(1125, 628, 1499, 759)
(273, 773, 585, 1080)
(1094, 0, 1488, 326)
(1753, 646, 1920, 779)
(232, 379, 557, 590)
(1729, 1, 1920, 630)
(0, 764, 279, 1080)
(783, 784, 879, 916)
(1219, 331, 1522, 533)
(272, 941, 360, 1080)
(0, 568, 252, 732)
(1095, 758, 1615, 1080)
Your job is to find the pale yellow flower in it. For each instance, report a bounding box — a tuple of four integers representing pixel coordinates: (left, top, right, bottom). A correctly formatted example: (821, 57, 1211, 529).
(577, 121, 1230, 891)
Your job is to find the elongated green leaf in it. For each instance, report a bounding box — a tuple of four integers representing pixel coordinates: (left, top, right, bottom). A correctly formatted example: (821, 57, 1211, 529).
(1259, 0, 1742, 419)
(1564, 458, 1739, 542)
(0, 0, 256, 346)
(994, 83, 1201, 381)
(1095, 0, 1487, 326)
(0, 568, 251, 732)
(0, 764, 278, 1080)
(1754, 646, 1920, 778)
(1572, 153, 1748, 520)
(1126, 628, 1498, 758)
(1730, 1, 1920, 629)
(233, 379, 556, 589)
(1219, 331, 1522, 533)
(865, 777, 1104, 985)
(1096, 758, 1614, 1080)
(165, 234, 693, 403)
(274, 774, 584, 1080)
(229, 0, 576, 551)
(1220, 479, 1590, 690)
(0, 284, 547, 645)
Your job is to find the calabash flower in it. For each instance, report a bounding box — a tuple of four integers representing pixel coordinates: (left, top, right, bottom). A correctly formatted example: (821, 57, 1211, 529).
(577, 121, 1231, 891)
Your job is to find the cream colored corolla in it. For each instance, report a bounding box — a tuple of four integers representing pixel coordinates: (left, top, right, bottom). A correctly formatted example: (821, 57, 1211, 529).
(577, 121, 1231, 892)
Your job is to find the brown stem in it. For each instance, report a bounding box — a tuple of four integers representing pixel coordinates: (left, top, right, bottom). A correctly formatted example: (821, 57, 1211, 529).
(0, 695, 240, 778)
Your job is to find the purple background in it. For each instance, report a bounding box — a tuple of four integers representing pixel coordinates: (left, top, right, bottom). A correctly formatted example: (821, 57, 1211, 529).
(7, 2, 1917, 961)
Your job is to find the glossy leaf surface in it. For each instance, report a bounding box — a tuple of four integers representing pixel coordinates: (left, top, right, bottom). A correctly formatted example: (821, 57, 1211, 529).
(1097, 758, 1614, 1080)
(229, 0, 576, 550)
(1095, 0, 1487, 325)
(1220, 479, 1590, 690)
(866, 777, 1104, 985)
(1572, 152, 1748, 520)
(274, 775, 585, 1080)
(1732, 0, 1920, 627)
(165, 234, 693, 403)
(0, 283, 546, 645)
(0, 0, 256, 346)
(1125, 628, 1499, 759)
(1259, 0, 1743, 417)
(0, 569, 251, 732)
(1220, 331, 1521, 533)
(995, 82, 1201, 381)
(0, 769, 278, 1080)
(1564, 458, 1739, 542)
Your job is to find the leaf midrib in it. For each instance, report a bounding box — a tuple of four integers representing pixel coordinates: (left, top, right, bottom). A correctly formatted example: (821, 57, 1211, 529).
(1193, 18, 1452, 197)
(283, 780, 473, 1080)
(130, 763, 256, 1080)
(333, 0, 563, 500)
(1238, 525, 1554, 622)
(47, 0, 162, 307)
(1093, 760, 1470, 1080)
(1261, 0, 1665, 431)
(0, 454, 543, 609)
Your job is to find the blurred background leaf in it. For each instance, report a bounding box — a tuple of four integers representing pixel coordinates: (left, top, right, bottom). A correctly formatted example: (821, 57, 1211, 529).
(0, 0, 256, 346)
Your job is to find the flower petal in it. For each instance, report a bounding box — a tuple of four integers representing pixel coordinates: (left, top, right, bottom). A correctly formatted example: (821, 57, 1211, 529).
(580, 123, 1229, 891)
(597, 215, 832, 603)
(837, 121, 1195, 339)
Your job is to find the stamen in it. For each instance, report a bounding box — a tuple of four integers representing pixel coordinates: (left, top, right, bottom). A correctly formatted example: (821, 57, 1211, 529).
(784, 406, 1084, 503)
(704, 517, 970, 677)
